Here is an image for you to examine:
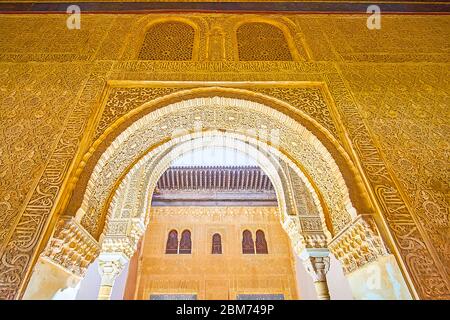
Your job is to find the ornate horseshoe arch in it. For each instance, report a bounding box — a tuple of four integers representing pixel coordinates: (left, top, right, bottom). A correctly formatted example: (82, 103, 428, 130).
(71, 91, 371, 236)
(26, 88, 403, 300)
(101, 133, 331, 259)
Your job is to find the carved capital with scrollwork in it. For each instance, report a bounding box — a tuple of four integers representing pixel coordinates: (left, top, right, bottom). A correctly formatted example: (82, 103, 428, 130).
(41, 216, 100, 277)
(328, 214, 389, 274)
(299, 248, 330, 283)
(98, 252, 128, 285)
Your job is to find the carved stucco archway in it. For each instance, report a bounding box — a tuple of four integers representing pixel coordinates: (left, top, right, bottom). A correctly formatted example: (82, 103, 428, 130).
(75, 94, 369, 239)
(28, 89, 398, 300)
(100, 133, 331, 259)
(74, 93, 382, 298)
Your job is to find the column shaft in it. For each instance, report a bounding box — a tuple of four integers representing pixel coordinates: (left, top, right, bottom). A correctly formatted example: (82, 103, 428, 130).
(97, 253, 128, 300)
(299, 249, 331, 300)
(314, 281, 330, 300)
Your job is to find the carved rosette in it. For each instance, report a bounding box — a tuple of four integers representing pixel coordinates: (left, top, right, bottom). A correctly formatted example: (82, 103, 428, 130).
(41, 216, 100, 277)
(328, 214, 389, 274)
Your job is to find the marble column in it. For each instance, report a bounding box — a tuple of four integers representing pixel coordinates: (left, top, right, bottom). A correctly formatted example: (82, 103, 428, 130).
(300, 248, 331, 300)
(97, 252, 128, 300)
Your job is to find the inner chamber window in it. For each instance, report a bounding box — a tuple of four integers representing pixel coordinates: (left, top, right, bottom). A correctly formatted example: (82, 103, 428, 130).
(179, 230, 192, 254)
(165, 230, 178, 254)
(138, 21, 195, 60)
(255, 230, 268, 254)
(212, 233, 222, 254)
(237, 22, 293, 61)
(242, 230, 255, 254)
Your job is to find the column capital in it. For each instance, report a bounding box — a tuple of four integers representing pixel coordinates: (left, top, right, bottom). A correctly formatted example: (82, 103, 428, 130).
(97, 252, 128, 300)
(299, 249, 330, 283)
(98, 252, 128, 281)
(299, 248, 330, 260)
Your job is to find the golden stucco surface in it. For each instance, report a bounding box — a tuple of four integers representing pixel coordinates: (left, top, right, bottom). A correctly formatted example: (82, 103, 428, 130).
(339, 63, 450, 276)
(0, 13, 448, 299)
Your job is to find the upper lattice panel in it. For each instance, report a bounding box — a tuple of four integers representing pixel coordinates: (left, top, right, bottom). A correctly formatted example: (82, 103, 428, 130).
(138, 21, 195, 60)
(237, 22, 293, 61)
